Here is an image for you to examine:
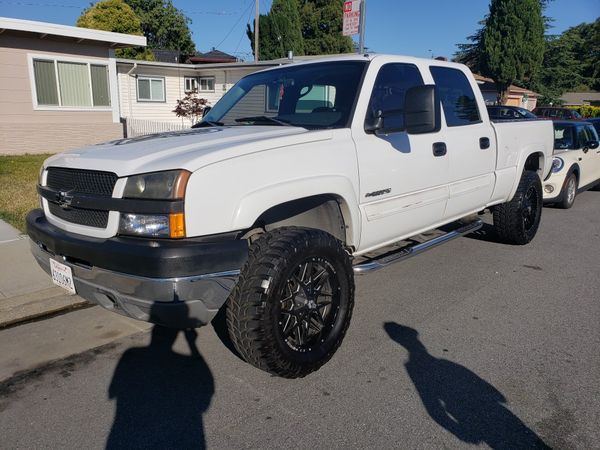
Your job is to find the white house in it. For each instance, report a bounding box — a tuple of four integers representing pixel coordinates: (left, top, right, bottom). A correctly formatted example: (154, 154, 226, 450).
(116, 58, 281, 135)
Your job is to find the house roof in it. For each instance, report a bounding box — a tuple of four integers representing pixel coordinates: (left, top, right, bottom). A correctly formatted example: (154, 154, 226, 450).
(0, 17, 146, 48)
(116, 58, 283, 71)
(560, 92, 600, 105)
(473, 74, 539, 97)
(188, 49, 238, 64)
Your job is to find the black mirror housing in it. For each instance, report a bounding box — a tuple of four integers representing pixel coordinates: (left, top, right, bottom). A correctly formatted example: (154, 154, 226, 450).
(404, 85, 441, 135)
(587, 140, 599, 149)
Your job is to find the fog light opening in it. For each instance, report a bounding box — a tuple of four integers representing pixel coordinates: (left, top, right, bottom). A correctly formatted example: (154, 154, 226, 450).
(544, 185, 554, 194)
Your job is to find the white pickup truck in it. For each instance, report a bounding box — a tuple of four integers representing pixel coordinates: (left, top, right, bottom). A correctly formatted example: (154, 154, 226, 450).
(28, 54, 554, 378)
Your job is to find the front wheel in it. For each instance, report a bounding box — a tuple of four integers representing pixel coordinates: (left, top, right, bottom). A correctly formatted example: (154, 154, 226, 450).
(492, 171, 542, 245)
(226, 227, 354, 378)
(558, 173, 577, 209)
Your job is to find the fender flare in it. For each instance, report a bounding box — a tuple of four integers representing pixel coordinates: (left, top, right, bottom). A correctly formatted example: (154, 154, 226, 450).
(231, 175, 361, 247)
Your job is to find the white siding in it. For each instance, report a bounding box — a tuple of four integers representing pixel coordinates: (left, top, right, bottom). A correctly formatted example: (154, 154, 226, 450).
(117, 64, 260, 124)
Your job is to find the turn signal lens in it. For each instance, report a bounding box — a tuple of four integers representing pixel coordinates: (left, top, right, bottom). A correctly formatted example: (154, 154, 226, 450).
(169, 213, 186, 239)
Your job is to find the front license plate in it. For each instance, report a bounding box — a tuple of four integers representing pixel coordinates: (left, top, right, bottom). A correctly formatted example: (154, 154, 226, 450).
(50, 258, 76, 294)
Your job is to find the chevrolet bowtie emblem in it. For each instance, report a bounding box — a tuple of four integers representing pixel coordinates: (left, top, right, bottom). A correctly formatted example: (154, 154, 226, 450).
(56, 190, 74, 209)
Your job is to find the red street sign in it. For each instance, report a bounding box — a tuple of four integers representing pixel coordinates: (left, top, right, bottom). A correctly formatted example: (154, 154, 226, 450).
(343, 0, 361, 36)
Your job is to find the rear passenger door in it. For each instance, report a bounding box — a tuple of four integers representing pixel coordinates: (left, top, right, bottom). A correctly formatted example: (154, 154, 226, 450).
(429, 66, 496, 219)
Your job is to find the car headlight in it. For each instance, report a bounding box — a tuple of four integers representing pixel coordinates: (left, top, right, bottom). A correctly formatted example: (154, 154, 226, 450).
(123, 170, 190, 199)
(551, 157, 564, 173)
(120, 170, 190, 238)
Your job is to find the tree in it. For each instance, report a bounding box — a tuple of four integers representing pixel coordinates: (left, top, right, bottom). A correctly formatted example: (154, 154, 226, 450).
(172, 90, 209, 125)
(247, 0, 304, 60)
(480, 0, 545, 101)
(299, 0, 353, 55)
(124, 0, 195, 56)
(76, 0, 154, 60)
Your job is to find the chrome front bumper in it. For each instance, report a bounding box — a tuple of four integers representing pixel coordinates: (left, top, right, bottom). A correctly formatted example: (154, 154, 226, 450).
(30, 240, 239, 328)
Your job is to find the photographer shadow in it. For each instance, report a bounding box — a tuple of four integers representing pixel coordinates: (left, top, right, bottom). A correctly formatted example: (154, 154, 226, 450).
(384, 322, 550, 449)
(106, 306, 214, 449)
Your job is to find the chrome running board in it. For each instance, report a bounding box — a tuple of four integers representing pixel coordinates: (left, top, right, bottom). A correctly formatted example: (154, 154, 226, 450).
(353, 219, 483, 275)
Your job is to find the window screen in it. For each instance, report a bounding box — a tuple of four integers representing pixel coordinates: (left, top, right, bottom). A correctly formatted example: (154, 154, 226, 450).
(33, 59, 59, 106)
(90, 64, 110, 106)
(137, 77, 164, 101)
(430, 66, 480, 127)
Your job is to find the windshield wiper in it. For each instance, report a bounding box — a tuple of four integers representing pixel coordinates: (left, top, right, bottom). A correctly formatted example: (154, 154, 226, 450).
(234, 116, 292, 126)
(192, 120, 223, 128)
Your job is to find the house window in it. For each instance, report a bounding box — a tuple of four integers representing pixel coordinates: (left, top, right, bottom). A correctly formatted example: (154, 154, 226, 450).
(199, 77, 215, 92)
(32, 58, 110, 108)
(137, 77, 165, 102)
(184, 77, 198, 92)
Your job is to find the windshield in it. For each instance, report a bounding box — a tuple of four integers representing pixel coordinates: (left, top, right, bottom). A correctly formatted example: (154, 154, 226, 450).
(200, 61, 367, 130)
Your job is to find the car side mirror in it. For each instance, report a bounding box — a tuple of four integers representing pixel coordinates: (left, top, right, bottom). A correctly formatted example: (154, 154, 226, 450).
(404, 85, 441, 134)
(587, 140, 599, 149)
(365, 110, 384, 133)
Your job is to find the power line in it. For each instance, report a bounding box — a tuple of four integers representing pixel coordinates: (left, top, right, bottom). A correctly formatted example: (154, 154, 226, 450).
(0, 0, 238, 14)
(232, 0, 255, 56)
(210, 0, 254, 51)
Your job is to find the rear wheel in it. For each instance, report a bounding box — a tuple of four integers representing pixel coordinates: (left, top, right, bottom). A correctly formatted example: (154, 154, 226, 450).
(558, 173, 577, 209)
(493, 171, 542, 245)
(226, 227, 354, 378)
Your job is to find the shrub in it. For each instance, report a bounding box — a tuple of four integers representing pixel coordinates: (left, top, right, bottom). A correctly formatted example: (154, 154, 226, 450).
(573, 105, 600, 118)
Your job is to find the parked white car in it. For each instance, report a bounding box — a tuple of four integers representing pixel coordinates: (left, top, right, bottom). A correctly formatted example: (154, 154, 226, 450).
(28, 54, 554, 378)
(543, 121, 600, 208)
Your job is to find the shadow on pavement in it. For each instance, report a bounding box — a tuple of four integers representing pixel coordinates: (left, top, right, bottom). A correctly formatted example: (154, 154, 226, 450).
(383, 322, 550, 449)
(106, 306, 214, 449)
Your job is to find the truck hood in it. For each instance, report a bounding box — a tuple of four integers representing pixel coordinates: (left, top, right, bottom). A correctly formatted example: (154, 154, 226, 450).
(44, 126, 332, 176)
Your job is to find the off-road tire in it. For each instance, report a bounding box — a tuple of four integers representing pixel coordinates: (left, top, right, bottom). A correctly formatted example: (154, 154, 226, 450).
(493, 170, 542, 245)
(226, 227, 354, 378)
(558, 172, 577, 209)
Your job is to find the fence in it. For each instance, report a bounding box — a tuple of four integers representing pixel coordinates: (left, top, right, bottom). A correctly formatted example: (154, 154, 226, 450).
(123, 118, 189, 138)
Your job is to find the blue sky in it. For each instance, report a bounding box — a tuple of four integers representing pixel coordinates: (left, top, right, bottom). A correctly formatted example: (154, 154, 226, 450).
(0, 0, 598, 60)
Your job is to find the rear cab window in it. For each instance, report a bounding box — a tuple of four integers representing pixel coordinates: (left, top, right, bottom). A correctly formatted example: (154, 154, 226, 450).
(430, 66, 481, 127)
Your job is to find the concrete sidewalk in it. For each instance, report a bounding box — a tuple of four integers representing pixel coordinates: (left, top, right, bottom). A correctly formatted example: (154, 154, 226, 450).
(0, 219, 87, 328)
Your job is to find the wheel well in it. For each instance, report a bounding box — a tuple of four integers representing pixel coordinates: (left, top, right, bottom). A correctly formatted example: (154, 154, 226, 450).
(568, 164, 580, 181)
(249, 195, 348, 244)
(524, 152, 544, 174)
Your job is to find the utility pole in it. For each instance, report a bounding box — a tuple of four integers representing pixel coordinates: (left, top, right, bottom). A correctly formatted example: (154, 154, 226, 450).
(254, 0, 260, 62)
(358, 0, 366, 54)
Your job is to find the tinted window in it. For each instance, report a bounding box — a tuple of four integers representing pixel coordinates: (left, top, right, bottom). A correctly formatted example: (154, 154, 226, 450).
(554, 125, 575, 149)
(430, 66, 480, 126)
(366, 63, 424, 130)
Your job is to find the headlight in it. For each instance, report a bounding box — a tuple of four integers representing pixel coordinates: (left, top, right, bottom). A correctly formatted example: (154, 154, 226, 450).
(123, 170, 190, 199)
(551, 157, 564, 173)
(119, 213, 185, 239)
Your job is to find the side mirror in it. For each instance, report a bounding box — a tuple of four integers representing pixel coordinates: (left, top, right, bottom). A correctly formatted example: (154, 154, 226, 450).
(365, 110, 384, 133)
(404, 85, 441, 135)
(587, 140, 599, 149)
(202, 106, 212, 118)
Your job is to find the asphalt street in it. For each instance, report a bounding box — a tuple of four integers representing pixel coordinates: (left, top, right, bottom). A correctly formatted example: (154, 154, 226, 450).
(1, 191, 599, 449)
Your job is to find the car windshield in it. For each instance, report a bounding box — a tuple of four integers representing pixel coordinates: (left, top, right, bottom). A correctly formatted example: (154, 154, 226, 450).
(515, 107, 537, 119)
(198, 61, 367, 130)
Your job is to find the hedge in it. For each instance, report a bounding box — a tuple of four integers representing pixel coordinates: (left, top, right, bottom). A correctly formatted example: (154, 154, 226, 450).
(572, 105, 600, 118)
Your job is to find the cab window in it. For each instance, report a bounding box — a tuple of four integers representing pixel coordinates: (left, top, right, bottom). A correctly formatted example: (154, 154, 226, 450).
(430, 66, 481, 126)
(366, 63, 424, 131)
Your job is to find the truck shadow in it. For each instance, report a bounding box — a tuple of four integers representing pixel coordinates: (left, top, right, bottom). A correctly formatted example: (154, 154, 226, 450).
(106, 318, 214, 449)
(383, 322, 550, 449)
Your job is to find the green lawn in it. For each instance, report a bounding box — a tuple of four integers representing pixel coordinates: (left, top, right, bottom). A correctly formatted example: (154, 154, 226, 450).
(0, 154, 51, 233)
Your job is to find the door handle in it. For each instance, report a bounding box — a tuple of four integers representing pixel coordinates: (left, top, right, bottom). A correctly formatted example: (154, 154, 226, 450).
(433, 142, 447, 157)
(480, 137, 490, 149)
